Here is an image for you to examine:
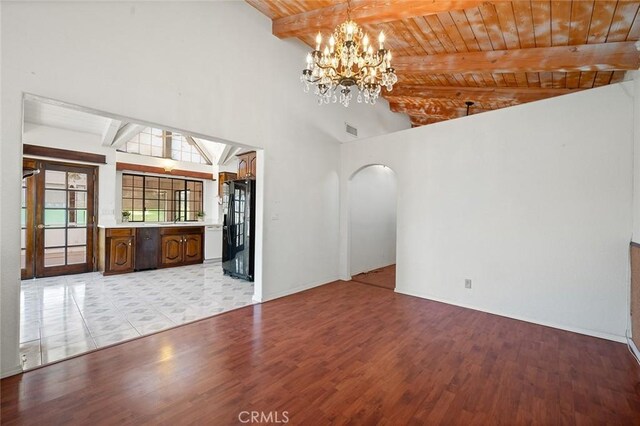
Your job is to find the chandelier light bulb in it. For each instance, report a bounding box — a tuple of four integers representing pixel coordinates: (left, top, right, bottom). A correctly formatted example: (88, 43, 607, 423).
(363, 34, 369, 47)
(378, 31, 385, 49)
(315, 32, 322, 50)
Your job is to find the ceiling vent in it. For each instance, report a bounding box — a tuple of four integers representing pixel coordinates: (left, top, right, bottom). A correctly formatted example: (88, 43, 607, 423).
(345, 123, 358, 137)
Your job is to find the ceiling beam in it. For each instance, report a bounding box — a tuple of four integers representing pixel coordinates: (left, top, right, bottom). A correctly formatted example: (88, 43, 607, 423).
(409, 116, 448, 127)
(111, 123, 146, 149)
(389, 101, 490, 118)
(100, 119, 122, 147)
(187, 136, 214, 165)
(218, 145, 242, 166)
(272, 0, 491, 39)
(392, 41, 640, 74)
(384, 86, 584, 104)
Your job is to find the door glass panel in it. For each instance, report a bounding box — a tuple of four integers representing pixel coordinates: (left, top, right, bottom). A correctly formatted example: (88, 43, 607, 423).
(21, 229, 26, 249)
(21, 250, 26, 269)
(67, 246, 86, 265)
(67, 228, 86, 246)
(45, 228, 66, 248)
(68, 191, 87, 208)
(44, 209, 66, 227)
(67, 172, 87, 190)
(68, 209, 87, 226)
(45, 170, 66, 189)
(44, 248, 65, 267)
(45, 190, 67, 208)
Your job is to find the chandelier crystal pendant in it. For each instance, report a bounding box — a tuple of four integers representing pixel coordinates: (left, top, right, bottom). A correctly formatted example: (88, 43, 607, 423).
(300, 5, 397, 107)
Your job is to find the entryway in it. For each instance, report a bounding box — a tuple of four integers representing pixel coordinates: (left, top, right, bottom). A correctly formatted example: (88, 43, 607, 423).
(349, 165, 397, 290)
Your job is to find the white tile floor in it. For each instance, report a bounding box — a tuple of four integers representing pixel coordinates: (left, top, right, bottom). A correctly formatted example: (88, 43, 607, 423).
(20, 262, 255, 370)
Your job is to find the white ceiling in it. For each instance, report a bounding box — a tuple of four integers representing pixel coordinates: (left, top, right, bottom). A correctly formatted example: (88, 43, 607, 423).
(24, 99, 111, 136)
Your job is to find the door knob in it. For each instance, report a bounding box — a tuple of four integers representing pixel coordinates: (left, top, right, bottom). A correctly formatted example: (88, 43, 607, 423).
(37, 224, 44, 229)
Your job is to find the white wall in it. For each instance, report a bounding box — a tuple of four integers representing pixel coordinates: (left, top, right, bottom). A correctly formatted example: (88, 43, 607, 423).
(341, 82, 634, 342)
(349, 165, 397, 275)
(0, 1, 409, 376)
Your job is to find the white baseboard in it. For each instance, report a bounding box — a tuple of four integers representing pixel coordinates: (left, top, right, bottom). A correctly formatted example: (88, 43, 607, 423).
(629, 336, 640, 360)
(261, 277, 339, 303)
(1, 365, 23, 379)
(395, 287, 627, 344)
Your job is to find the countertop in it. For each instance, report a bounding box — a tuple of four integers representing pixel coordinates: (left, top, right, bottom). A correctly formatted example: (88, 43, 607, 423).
(98, 222, 222, 229)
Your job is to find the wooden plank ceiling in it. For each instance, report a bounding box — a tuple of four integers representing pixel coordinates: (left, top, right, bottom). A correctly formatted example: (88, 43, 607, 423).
(246, 0, 640, 127)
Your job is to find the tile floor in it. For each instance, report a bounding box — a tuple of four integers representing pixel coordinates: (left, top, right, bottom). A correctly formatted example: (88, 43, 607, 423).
(19, 262, 255, 370)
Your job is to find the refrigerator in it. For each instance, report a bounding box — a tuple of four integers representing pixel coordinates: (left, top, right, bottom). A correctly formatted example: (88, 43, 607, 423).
(222, 179, 256, 281)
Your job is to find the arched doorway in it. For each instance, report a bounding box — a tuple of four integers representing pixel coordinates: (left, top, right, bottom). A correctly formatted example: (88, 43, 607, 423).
(349, 164, 397, 290)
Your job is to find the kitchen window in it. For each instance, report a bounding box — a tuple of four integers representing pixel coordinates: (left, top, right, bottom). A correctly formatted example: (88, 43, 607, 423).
(122, 174, 203, 222)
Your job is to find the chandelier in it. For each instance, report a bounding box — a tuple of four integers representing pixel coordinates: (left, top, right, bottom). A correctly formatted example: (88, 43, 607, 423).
(300, 3, 397, 107)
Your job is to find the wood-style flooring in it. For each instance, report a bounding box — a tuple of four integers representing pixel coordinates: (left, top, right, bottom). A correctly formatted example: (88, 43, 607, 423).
(351, 264, 396, 290)
(2, 281, 640, 424)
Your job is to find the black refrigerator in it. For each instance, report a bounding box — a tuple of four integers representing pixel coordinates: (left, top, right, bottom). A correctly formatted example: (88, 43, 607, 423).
(222, 179, 256, 281)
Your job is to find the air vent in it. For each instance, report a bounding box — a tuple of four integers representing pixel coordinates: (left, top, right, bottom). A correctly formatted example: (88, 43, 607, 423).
(345, 123, 358, 137)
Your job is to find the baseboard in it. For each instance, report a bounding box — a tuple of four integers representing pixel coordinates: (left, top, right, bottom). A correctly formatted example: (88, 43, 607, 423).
(395, 287, 627, 344)
(261, 277, 338, 303)
(1, 365, 23, 379)
(629, 336, 640, 360)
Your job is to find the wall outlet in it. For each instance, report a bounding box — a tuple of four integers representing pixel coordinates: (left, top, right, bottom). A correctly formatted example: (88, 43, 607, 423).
(465, 279, 472, 289)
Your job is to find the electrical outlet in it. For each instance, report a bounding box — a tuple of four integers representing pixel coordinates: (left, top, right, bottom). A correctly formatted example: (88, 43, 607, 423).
(465, 279, 472, 289)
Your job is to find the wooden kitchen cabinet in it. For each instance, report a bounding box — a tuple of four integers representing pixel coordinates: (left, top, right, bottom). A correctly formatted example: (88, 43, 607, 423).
(161, 235, 184, 266)
(160, 227, 204, 267)
(101, 228, 135, 275)
(218, 172, 237, 196)
(100, 226, 203, 275)
(184, 234, 203, 263)
(236, 151, 256, 179)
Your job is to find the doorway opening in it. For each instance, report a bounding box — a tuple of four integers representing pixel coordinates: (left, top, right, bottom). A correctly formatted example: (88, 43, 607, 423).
(18, 94, 264, 370)
(349, 165, 397, 290)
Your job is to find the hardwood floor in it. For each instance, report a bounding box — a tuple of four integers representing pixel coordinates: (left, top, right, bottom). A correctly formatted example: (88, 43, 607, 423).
(2, 281, 640, 424)
(351, 264, 396, 290)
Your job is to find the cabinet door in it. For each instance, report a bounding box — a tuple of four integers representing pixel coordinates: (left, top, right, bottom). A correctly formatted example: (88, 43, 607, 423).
(183, 234, 202, 263)
(248, 152, 257, 178)
(237, 155, 249, 179)
(108, 236, 134, 273)
(161, 235, 184, 266)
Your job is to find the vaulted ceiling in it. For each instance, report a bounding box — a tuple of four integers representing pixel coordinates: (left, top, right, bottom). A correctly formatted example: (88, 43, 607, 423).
(247, 0, 640, 127)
